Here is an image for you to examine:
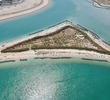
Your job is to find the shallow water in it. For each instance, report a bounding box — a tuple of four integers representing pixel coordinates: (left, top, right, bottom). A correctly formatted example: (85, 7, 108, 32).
(0, 59, 110, 100)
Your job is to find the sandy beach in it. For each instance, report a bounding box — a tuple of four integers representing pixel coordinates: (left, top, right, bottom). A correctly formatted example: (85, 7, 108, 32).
(0, 49, 110, 62)
(0, 0, 49, 21)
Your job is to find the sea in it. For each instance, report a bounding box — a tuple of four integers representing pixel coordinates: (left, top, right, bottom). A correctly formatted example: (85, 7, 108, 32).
(0, 0, 110, 99)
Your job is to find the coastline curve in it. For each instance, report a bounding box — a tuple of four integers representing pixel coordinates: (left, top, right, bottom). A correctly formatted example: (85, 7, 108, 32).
(0, 0, 50, 21)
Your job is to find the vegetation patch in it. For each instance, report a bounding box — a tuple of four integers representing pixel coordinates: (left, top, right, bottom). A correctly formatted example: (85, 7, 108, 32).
(1, 25, 110, 55)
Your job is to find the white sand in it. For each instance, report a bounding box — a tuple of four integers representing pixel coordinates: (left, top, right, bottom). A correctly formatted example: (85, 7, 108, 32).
(0, 49, 110, 62)
(0, 0, 49, 21)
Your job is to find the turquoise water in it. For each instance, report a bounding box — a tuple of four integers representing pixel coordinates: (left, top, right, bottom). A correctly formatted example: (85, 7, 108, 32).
(0, 59, 110, 100)
(0, 0, 110, 99)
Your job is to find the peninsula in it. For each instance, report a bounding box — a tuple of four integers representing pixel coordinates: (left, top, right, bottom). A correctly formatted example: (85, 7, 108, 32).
(0, 0, 49, 21)
(91, 0, 110, 8)
(0, 21, 110, 62)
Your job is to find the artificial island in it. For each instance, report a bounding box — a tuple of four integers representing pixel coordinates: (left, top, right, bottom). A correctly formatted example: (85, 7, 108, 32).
(0, 21, 110, 63)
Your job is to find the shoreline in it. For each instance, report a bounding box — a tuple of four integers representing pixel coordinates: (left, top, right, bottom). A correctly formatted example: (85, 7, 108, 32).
(1, 21, 110, 62)
(0, 0, 50, 21)
(0, 49, 110, 63)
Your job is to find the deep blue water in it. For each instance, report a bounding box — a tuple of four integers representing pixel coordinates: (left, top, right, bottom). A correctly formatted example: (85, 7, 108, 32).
(0, 0, 110, 99)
